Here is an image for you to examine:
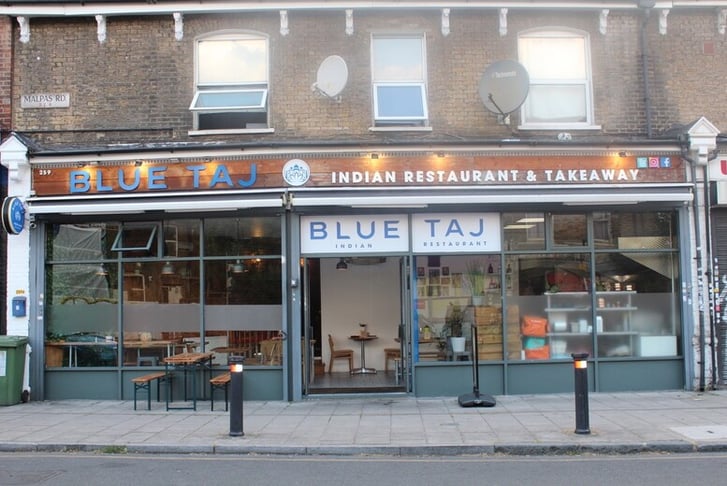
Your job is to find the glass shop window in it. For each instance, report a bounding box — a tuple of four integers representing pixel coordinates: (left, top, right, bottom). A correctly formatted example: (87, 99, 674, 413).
(111, 222, 160, 258)
(46, 223, 118, 262)
(503, 213, 545, 251)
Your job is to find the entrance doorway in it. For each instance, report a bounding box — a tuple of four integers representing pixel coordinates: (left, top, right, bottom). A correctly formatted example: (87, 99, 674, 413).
(303, 256, 409, 394)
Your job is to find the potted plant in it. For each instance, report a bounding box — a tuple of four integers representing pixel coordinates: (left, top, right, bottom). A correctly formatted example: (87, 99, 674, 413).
(465, 260, 486, 305)
(442, 303, 466, 353)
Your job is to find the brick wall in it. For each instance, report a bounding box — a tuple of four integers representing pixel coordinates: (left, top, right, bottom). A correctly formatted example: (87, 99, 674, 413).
(8, 9, 727, 147)
(0, 16, 11, 133)
(0, 16, 9, 334)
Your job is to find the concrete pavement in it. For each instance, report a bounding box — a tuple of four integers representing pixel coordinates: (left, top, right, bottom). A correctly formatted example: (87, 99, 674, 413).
(1, 390, 727, 456)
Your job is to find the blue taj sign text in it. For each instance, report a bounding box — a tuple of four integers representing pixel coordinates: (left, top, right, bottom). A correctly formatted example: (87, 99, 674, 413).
(69, 164, 257, 193)
(422, 217, 486, 238)
(308, 219, 402, 241)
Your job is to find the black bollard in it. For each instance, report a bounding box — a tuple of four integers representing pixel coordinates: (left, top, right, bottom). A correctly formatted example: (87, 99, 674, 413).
(229, 355, 244, 437)
(571, 353, 590, 435)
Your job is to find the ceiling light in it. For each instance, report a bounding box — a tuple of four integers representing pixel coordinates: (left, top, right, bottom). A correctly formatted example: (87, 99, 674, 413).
(161, 261, 175, 275)
(232, 260, 244, 274)
(504, 224, 535, 230)
(336, 258, 348, 270)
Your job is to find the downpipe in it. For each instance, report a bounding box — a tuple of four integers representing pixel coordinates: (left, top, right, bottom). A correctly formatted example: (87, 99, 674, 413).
(683, 148, 719, 391)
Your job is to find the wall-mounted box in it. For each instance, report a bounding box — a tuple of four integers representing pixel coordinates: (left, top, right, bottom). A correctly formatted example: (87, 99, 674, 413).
(11, 296, 26, 317)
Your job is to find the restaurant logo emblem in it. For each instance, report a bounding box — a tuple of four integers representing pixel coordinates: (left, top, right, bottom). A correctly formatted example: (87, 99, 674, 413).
(283, 159, 311, 186)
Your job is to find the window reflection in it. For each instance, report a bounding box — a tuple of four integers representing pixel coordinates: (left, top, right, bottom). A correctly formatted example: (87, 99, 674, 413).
(552, 214, 587, 247)
(593, 212, 676, 249)
(503, 213, 544, 250)
(204, 217, 281, 256)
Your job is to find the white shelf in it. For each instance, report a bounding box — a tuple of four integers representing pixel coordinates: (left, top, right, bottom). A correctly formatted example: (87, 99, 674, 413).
(544, 291, 638, 357)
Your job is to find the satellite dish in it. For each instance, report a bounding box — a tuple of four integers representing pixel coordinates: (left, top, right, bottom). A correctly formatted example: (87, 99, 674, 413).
(478, 60, 530, 116)
(312, 55, 349, 99)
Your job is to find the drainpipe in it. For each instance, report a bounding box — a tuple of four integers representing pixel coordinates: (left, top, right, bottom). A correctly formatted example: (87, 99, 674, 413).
(682, 146, 718, 391)
(704, 162, 718, 389)
(640, 2, 654, 138)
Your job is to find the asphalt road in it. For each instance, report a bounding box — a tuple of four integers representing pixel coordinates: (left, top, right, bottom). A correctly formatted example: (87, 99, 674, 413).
(2, 452, 727, 486)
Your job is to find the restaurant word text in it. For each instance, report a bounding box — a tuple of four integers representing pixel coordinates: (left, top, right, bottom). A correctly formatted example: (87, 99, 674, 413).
(331, 168, 641, 184)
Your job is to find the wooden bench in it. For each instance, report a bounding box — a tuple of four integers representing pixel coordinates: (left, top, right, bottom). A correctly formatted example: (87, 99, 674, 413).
(132, 371, 169, 410)
(209, 372, 231, 411)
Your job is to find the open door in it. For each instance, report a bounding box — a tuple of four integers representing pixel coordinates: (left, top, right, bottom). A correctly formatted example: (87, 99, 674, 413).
(303, 256, 408, 395)
(301, 258, 320, 396)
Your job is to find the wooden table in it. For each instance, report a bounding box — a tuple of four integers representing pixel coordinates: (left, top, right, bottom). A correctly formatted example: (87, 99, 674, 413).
(124, 339, 189, 365)
(211, 346, 251, 358)
(163, 352, 214, 411)
(349, 335, 378, 375)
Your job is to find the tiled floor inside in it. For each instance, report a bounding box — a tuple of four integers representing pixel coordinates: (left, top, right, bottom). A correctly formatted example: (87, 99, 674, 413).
(308, 370, 406, 394)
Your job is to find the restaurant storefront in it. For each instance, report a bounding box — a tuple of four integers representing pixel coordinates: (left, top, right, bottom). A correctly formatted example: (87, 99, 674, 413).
(2, 137, 692, 401)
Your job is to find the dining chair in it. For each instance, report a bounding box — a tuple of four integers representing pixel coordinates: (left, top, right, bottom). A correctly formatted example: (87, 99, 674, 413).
(327, 334, 354, 373)
(260, 339, 282, 365)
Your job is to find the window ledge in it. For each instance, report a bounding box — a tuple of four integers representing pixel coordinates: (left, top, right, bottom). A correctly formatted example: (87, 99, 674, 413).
(369, 126, 433, 132)
(188, 128, 275, 136)
(518, 123, 602, 131)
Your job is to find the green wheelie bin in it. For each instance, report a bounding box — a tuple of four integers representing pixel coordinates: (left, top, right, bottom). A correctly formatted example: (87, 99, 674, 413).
(0, 336, 28, 405)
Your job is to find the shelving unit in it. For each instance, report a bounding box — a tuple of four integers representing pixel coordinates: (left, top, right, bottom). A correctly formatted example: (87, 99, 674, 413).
(544, 291, 638, 358)
(474, 305, 520, 361)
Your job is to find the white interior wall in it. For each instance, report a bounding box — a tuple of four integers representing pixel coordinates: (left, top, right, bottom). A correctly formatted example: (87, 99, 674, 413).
(320, 257, 401, 372)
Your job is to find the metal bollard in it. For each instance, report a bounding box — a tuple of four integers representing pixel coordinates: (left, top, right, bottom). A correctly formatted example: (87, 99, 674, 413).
(229, 355, 244, 437)
(571, 353, 590, 435)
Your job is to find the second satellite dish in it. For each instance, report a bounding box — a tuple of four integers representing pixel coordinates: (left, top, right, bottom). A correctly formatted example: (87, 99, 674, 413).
(478, 60, 530, 115)
(312, 55, 349, 99)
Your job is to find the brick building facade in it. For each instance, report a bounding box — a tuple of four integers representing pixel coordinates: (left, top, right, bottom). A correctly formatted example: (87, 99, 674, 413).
(1, 2, 726, 402)
(9, 10, 727, 142)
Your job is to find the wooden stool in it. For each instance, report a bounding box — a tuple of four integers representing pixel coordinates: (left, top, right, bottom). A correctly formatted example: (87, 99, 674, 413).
(384, 348, 401, 372)
(393, 358, 401, 384)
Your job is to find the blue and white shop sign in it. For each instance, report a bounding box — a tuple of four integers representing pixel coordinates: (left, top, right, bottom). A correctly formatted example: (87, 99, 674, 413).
(1, 196, 26, 235)
(301, 215, 410, 254)
(411, 213, 501, 253)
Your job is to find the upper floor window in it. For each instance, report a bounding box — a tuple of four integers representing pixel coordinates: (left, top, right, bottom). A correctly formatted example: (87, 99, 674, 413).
(518, 29, 596, 129)
(190, 32, 269, 133)
(371, 35, 428, 128)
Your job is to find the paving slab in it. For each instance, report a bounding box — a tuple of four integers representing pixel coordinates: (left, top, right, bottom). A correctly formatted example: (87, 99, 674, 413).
(0, 390, 726, 455)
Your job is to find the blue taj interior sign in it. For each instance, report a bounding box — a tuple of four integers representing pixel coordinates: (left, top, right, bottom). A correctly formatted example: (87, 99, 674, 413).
(300, 215, 410, 254)
(411, 213, 501, 253)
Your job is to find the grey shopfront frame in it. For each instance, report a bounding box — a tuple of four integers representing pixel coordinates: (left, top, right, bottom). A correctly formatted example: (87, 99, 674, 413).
(26, 184, 693, 401)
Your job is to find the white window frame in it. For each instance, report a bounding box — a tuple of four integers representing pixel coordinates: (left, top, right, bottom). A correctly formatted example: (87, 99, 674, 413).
(190, 31, 272, 135)
(517, 29, 599, 130)
(189, 89, 268, 112)
(370, 34, 430, 130)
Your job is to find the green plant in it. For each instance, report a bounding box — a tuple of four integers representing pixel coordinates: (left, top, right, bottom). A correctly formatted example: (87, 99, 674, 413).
(45, 332, 66, 342)
(442, 303, 465, 338)
(464, 260, 486, 297)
